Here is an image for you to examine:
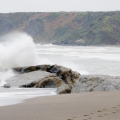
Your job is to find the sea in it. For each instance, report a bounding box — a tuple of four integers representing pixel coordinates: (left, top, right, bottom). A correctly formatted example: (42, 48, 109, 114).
(0, 32, 120, 106)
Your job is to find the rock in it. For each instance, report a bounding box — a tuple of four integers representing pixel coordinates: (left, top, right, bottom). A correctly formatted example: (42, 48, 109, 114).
(13, 64, 80, 86)
(72, 75, 120, 93)
(19, 82, 36, 88)
(57, 84, 72, 94)
(4, 84, 11, 88)
(17, 74, 65, 89)
(33, 74, 65, 88)
(13, 64, 80, 94)
(7, 71, 53, 87)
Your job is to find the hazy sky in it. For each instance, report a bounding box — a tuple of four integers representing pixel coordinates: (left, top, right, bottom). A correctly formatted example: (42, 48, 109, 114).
(0, 0, 120, 13)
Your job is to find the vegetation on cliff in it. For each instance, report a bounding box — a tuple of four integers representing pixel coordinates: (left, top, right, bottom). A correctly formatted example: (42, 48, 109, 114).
(0, 12, 120, 45)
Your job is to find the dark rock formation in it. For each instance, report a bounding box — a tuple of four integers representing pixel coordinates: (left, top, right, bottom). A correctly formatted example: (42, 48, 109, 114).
(34, 74, 64, 88)
(13, 65, 80, 94)
(57, 84, 72, 94)
(19, 74, 65, 88)
(14, 64, 80, 86)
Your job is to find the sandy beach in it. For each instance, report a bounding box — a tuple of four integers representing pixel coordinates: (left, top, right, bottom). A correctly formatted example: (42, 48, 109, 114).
(0, 91, 120, 120)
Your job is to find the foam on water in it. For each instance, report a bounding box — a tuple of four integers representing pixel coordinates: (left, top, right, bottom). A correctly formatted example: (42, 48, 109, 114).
(0, 88, 57, 106)
(37, 44, 120, 76)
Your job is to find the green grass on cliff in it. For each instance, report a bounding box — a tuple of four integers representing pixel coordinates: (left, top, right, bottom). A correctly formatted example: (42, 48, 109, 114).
(0, 12, 120, 45)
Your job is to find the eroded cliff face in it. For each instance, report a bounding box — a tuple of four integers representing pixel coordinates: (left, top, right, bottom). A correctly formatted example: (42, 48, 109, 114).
(0, 12, 120, 45)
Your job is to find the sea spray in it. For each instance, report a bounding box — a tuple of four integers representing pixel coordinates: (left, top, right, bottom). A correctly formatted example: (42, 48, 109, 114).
(0, 69, 15, 86)
(0, 31, 39, 69)
(0, 31, 40, 86)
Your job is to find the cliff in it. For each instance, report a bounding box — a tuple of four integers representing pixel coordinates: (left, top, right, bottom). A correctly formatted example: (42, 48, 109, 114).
(0, 12, 120, 45)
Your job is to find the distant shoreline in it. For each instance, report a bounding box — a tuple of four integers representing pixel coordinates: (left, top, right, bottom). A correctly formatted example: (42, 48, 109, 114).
(37, 42, 120, 47)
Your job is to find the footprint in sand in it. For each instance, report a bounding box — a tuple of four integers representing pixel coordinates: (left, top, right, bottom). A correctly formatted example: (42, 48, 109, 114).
(88, 117, 92, 119)
(113, 107, 117, 108)
(104, 114, 107, 115)
(112, 112, 116, 114)
(90, 113, 93, 114)
(98, 116, 103, 117)
(83, 115, 89, 116)
(97, 110, 103, 112)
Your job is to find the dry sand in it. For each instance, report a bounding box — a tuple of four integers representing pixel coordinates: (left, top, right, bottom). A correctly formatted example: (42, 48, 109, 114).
(0, 91, 120, 120)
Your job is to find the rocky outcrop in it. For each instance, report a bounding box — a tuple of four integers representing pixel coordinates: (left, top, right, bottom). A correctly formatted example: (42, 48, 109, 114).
(8, 66, 120, 94)
(57, 84, 72, 94)
(72, 75, 120, 93)
(14, 65, 80, 86)
(20, 74, 65, 88)
(13, 65, 80, 94)
(34, 74, 64, 88)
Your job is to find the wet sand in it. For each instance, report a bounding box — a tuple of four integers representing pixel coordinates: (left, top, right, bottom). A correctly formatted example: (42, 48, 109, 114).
(0, 91, 120, 120)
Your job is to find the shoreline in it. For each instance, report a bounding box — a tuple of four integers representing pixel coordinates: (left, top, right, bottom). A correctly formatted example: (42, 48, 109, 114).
(0, 87, 57, 107)
(48, 43, 120, 47)
(0, 91, 120, 120)
(36, 43, 120, 47)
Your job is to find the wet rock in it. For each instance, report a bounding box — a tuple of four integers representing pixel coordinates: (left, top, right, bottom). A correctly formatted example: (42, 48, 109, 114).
(20, 74, 65, 88)
(19, 82, 36, 88)
(34, 74, 65, 88)
(57, 84, 72, 94)
(4, 84, 11, 88)
(13, 64, 80, 94)
(13, 64, 80, 86)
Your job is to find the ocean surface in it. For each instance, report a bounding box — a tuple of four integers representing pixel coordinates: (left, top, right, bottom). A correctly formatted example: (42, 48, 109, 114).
(36, 44, 120, 76)
(0, 32, 120, 106)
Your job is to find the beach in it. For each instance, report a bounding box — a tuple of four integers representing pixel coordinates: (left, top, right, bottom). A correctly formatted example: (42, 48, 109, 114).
(0, 36, 120, 120)
(0, 91, 120, 120)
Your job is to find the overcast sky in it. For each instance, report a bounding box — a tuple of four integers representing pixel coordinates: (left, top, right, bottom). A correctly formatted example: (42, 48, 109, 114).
(0, 0, 120, 13)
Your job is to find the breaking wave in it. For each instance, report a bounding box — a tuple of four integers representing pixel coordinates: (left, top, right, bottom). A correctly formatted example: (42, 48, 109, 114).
(0, 31, 39, 69)
(0, 32, 40, 86)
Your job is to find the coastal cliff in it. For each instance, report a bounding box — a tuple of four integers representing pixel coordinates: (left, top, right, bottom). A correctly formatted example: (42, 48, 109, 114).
(0, 12, 120, 45)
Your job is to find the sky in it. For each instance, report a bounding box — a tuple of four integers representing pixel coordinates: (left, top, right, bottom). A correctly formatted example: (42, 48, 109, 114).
(0, 0, 120, 13)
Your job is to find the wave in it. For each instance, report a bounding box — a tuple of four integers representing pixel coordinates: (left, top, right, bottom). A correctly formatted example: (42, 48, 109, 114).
(0, 31, 40, 86)
(0, 31, 39, 69)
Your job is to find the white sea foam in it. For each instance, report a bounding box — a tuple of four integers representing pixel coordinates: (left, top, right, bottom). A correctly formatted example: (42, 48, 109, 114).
(0, 88, 57, 106)
(37, 45, 120, 76)
(0, 32, 40, 86)
(0, 32, 39, 69)
(0, 69, 15, 87)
